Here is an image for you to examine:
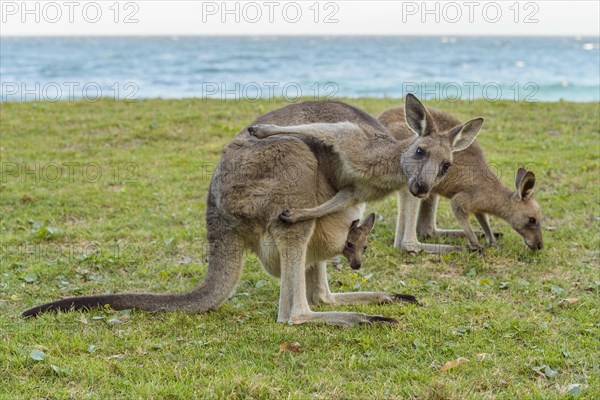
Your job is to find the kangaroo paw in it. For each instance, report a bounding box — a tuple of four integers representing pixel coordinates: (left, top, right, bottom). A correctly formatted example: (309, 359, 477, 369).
(279, 209, 298, 223)
(247, 124, 276, 139)
(247, 125, 267, 139)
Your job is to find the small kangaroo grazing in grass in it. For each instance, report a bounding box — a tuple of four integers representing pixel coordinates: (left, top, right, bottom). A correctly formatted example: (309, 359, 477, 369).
(378, 105, 543, 251)
(249, 94, 484, 254)
(24, 100, 425, 326)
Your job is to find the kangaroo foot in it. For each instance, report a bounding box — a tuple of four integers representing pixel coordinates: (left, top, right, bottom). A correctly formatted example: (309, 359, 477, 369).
(477, 231, 503, 239)
(289, 312, 399, 326)
(401, 241, 463, 255)
(391, 294, 422, 306)
(469, 244, 485, 254)
(361, 315, 400, 325)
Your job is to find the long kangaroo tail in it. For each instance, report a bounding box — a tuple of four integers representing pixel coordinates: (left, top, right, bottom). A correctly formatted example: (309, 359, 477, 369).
(22, 222, 245, 318)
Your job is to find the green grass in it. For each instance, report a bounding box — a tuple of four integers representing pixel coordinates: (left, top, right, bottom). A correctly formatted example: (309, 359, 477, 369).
(1, 98, 598, 399)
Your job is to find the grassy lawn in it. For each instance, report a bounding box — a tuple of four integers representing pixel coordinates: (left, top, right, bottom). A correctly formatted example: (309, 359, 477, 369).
(1, 98, 598, 399)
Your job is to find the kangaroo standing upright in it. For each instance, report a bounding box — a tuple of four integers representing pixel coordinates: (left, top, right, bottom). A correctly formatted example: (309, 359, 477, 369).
(378, 105, 543, 251)
(249, 94, 484, 254)
(24, 96, 469, 326)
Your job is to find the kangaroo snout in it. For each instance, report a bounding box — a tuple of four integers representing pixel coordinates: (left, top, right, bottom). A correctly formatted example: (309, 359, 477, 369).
(409, 180, 430, 198)
(350, 260, 362, 270)
(526, 240, 543, 250)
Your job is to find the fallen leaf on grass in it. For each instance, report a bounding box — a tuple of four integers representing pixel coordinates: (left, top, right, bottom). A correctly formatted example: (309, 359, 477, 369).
(544, 366, 558, 378)
(476, 353, 492, 361)
(21, 273, 38, 283)
(558, 297, 580, 307)
(20, 195, 35, 203)
(107, 354, 124, 360)
(550, 285, 564, 296)
(279, 342, 302, 354)
(532, 364, 558, 379)
(439, 357, 469, 371)
(33, 224, 61, 240)
(30, 349, 46, 361)
(567, 384, 581, 397)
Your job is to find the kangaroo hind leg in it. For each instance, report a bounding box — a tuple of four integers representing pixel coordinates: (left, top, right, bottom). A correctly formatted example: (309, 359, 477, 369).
(274, 223, 399, 327)
(305, 262, 419, 306)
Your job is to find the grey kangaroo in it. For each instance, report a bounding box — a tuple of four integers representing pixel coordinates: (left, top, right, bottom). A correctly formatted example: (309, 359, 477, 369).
(248, 94, 484, 254)
(378, 105, 543, 251)
(23, 101, 422, 326)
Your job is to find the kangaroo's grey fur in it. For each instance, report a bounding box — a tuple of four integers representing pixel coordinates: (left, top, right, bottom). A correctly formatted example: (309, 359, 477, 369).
(22, 100, 419, 326)
(378, 105, 543, 251)
(249, 94, 484, 254)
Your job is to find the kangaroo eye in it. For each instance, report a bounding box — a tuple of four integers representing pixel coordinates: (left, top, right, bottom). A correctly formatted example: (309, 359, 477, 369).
(346, 242, 354, 249)
(441, 162, 452, 175)
(528, 217, 537, 225)
(416, 147, 424, 156)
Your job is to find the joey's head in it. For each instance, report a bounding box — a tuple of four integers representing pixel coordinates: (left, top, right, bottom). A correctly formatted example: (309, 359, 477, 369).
(400, 93, 484, 198)
(342, 213, 375, 270)
(509, 167, 544, 250)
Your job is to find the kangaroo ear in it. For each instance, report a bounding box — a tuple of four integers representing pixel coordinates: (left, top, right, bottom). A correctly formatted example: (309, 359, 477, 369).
(349, 219, 360, 230)
(449, 118, 484, 152)
(515, 166, 527, 190)
(361, 213, 376, 233)
(404, 93, 434, 136)
(517, 170, 536, 200)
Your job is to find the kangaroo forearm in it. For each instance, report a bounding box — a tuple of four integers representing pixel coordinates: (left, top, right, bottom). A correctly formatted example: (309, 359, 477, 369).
(291, 190, 355, 221)
(249, 122, 360, 142)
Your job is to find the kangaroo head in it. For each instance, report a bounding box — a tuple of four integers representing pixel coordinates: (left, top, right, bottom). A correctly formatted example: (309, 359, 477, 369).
(342, 212, 375, 270)
(509, 167, 543, 250)
(400, 93, 484, 198)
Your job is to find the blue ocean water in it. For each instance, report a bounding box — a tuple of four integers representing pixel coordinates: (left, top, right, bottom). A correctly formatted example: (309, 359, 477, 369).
(1, 36, 599, 102)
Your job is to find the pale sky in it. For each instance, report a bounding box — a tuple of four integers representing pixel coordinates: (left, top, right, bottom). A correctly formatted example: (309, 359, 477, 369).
(1, 1, 599, 36)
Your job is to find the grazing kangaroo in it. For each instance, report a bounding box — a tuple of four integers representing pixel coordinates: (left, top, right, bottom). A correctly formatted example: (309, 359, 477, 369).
(23, 100, 423, 326)
(378, 106, 543, 251)
(248, 94, 484, 254)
